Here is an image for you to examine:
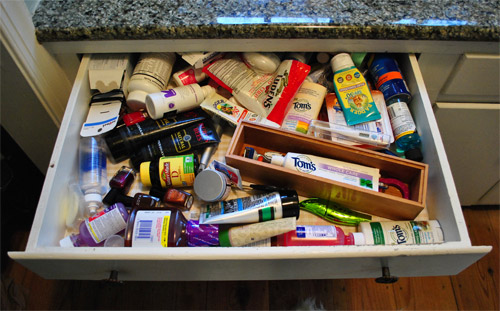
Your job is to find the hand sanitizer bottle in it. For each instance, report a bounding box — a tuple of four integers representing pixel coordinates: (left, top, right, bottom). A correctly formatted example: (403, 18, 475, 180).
(79, 136, 107, 216)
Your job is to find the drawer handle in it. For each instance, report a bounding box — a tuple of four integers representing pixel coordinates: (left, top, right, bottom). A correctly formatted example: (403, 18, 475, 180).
(375, 266, 399, 284)
(104, 270, 123, 284)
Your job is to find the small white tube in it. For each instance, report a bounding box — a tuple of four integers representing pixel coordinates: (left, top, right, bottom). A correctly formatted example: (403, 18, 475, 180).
(271, 152, 380, 191)
(172, 66, 207, 86)
(219, 217, 296, 247)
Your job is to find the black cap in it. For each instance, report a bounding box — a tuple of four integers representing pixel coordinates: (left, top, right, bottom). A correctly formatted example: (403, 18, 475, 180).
(279, 190, 300, 219)
(149, 187, 165, 199)
(405, 148, 423, 162)
(103, 188, 134, 206)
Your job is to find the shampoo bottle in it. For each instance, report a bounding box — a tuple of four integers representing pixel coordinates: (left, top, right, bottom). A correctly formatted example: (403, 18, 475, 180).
(145, 84, 215, 119)
(127, 52, 176, 111)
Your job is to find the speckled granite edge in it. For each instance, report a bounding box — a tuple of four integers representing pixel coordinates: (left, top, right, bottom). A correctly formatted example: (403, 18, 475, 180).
(34, 24, 500, 43)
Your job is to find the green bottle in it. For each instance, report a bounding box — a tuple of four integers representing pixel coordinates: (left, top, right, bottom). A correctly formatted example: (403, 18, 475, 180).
(299, 198, 371, 226)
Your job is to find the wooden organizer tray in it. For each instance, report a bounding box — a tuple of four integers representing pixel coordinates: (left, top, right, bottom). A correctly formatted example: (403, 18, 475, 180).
(225, 121, 428, 220)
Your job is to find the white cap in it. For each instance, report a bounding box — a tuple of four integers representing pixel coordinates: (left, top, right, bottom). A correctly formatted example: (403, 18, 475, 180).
(104, 235, 125, 247)
(351, 232, 366, 245)
(201, 85, 216, 99)
(330, 53, 355, 73)
(242, 52, 281, 74)
(59, 235, 75, 247)
(126, 90, 148, 111)
(84, 193, 102, 216)
(270, 155, 285, 166)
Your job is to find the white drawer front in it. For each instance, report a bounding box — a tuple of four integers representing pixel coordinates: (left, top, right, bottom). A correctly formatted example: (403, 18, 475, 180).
(9, 53, 491, 281)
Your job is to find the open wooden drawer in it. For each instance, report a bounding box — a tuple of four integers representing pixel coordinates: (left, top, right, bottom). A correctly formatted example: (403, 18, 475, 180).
(9, 53, 491, 281)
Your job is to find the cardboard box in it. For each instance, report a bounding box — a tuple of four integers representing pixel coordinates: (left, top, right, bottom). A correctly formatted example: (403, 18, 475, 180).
(225, 121, 428, 220)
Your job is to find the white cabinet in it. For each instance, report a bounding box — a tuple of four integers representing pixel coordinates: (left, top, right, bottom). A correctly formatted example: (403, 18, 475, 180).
(8, 53, 491, 281)
(433, 103, 500, 206)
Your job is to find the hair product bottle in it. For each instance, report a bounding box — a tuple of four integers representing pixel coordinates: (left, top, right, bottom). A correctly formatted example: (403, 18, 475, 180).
(79, 136, 107, 216)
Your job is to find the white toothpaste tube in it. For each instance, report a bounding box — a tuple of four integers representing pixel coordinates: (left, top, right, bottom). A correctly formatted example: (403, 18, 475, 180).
(200, 93, 279, 127)
(202, 55, 274, 117)
(271, 152, 380, 191)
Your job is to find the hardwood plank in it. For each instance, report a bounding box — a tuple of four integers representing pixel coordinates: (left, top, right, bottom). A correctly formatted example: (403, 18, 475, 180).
(268, 279, 334, 310)
(451, 207, 499, 310)
(205, 281, 269, 310)
(394, 276, 458, 310)
(330, 279, 398, 310)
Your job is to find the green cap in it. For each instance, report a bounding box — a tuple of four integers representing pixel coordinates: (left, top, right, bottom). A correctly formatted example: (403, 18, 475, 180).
(218, 229, 231, 247)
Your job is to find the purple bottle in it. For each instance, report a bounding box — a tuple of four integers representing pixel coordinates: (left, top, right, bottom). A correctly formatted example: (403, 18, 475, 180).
(60, 203, 129, 247)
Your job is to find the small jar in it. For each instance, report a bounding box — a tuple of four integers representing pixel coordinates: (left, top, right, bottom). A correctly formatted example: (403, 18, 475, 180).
(193, 169, 231, 202)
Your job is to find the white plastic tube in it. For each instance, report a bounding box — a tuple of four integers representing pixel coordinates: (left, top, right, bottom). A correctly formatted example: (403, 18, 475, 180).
(271, 152, 380, 191)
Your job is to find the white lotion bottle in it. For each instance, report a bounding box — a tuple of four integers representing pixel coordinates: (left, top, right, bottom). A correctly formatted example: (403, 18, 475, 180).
(145, 84, 216, 119)
(127, 52, 176, 111)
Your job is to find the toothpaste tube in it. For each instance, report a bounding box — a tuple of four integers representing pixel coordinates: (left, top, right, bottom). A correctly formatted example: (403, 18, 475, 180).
(202, 55, 274, 117)
(262, 60, 311, 126)
(200, 93, 279, 127)
(270, 152, 380, 192)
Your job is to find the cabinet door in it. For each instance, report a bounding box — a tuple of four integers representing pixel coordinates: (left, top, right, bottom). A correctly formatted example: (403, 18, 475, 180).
(434, 102, 500, 205)
(439, 54, 500, 103)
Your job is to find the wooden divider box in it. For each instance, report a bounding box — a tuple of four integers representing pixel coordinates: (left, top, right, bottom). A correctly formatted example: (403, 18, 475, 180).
(225, 121, 428, 220)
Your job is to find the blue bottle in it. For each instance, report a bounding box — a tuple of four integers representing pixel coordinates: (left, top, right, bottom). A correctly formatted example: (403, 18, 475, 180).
(79, 136, 107, 215)
(368, 54, 423, 161)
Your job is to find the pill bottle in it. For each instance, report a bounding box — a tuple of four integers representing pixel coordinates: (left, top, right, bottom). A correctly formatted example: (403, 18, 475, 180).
(145, 84, 215, 120)
(59, 203, 129, 247)
(140, 154, 198, 189)
(368, 53, 423, 161)
(193, 169, 232, 202)
(172, 66, 207, 86)
(127, 52, 176, 111)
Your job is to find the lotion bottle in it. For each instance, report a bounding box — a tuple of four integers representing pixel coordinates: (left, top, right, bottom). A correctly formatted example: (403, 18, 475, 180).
(276, 224, 365, 246)
(145, 84, 215, 119)
(127, 52, 176, 111)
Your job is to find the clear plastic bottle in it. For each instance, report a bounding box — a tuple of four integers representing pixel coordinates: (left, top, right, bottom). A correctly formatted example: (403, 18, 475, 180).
(59, 203, 129, 247)
(127, 52, 176, 111)
(79, 136, 107, 216)
(368, 53, 423, 161)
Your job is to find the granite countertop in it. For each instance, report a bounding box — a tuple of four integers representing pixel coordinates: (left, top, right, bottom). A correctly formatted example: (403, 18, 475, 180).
(32, 0, 499, 43)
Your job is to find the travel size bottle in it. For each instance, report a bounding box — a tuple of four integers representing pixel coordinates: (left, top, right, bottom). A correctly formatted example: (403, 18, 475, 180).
(79, 136, 107, 216)
(368, 53, 423, 161)
(276, 224, 365, 246)
(59, 203, 129, 247)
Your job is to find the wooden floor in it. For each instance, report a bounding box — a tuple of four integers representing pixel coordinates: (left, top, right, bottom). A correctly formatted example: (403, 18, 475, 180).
(1, 206, 498, 310)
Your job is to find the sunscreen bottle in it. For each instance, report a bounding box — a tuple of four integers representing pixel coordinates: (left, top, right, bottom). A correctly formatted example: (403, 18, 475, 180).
(145, 84, 215, 119)
(331, 53, 381, 126)
(127, 52, 176, 111)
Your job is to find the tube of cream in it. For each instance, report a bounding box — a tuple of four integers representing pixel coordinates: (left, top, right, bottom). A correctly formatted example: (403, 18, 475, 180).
(219, 217, 296, 247)
(211, 160, 243, 189)
(199, 190, 300, 225)
(202, 55, 273, 116)
(270, 152, 380, 192)
(262, 60, 311, 126)
(200, 93, 279, 127)
(281, 81, 327, 134)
